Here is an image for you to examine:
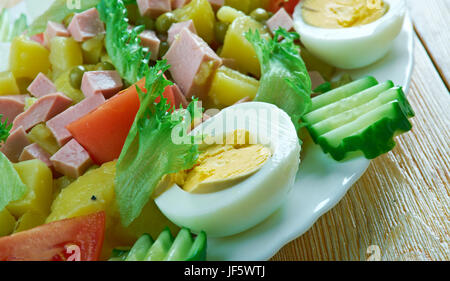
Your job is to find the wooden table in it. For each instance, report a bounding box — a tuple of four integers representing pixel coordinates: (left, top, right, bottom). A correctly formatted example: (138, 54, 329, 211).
(272, 0, 450, 261)
(2, 0, 448, 261)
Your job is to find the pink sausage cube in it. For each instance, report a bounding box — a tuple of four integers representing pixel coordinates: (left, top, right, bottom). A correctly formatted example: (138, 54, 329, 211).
(172, 0, 190, 9)
(19, 143, 53, 168)
(44, 21, 70, 47)
(0, 126, 30, 163)
(47, 94, 105, 146)
(208, 0, 224, 10)
(68, 8, 105, 42)
(170, 84, 188, 109)
(12, 93, 73, 132)
(27, 73, 57, 98)
(266, 8, 294, 34)
(167, 20, 197, 45)
(0, 95, 26, 125)
(137, 0, 171, 17)
(164, 29, 222, 99)
(309, 71, 326, 91)
(81, 71, 123, 99)
(139, 30, 160, 60)
(50, 139, 93, 179)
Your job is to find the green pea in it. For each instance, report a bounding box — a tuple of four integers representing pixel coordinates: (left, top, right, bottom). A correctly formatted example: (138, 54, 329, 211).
(250, 8, 270, 22)
(158, 41, 170, 58)
(156, 12, 177, 34)
(214, 22, 229, 45)
(69, 66, 87, 89)
(96, 61, 115, 71)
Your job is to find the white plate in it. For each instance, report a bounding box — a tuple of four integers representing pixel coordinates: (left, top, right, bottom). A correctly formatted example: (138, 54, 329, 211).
(5, 1, 414, 261)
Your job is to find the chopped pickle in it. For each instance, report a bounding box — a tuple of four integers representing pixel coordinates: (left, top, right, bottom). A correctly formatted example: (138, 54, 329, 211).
(27, 124, 60, 155)
(0, 71, 20, 96)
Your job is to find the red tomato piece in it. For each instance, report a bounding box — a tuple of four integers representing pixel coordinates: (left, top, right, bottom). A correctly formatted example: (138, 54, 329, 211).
(269, 0, 301, 14)
(0, 212, 106, 261)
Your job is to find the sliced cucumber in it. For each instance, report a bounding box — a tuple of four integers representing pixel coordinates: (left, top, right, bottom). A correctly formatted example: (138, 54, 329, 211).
(144, 227, 174, 261)
(186, 231, 207, 261)
(109, 248, 131, 261)
(125, 234, 154, 261)
(9, 14, 28, 41)
(305, 81, 394, 126)
(0, 9, 10, 42)
(164, 228, 194, 261)
(318, 101, 413, 160)
(310, 76, 378, 111)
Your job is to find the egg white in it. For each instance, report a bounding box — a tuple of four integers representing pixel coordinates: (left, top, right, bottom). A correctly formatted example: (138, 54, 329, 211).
(293, 0, 406, 69)
(155, 102, 301, 237)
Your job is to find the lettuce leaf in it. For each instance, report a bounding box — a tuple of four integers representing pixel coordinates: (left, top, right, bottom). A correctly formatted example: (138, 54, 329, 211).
(115, 61, 199, 227)
(245, 28, 312, 132)
(0, 152, 27, 211)
(97, 0, 150, 85)
(27, 0, 100, 36)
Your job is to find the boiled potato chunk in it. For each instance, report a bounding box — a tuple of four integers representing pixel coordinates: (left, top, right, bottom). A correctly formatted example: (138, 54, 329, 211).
(7, 160, 53, 218)
(0, 209, 16, 237)
(49, 37, 83, 79)
(9, 36, 51, 80)
(209, 66, 259, 107)
(220, 15, 269, 78)
(27, 124, 60, 155)
(173, 0, 215, 44)
(13, 211, 47, 233)
(46, 161, 178, 259)
(225, 0, 270, 14)
(0, 71, 20, 96)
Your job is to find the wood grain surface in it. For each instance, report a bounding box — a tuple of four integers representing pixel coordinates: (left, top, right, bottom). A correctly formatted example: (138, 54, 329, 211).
(272, 2, 450, 261)
(1, 0, 448, 261)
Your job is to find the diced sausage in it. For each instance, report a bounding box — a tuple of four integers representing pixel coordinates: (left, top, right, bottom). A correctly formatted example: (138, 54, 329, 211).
(208, 0, 224, 10)
(27, 73, 57, 98)
(139, 30, 160, 60)
(50, 139, 93, 179)
(81, 71, 123, 99)
(46, 94, 105, 146)
(0, 126, 30, 163)
(172, 0, 190, 9)
(309, 71, 326, 91)
(137, 0, 171, 17)
(67, 8, 105, 42)
(233, 96, 252, 105)
(163, 29, 222, 99)
(19, 143, 53, 169)
(44, 21, 70, 47)
(170, 84, 188, 108)
(167, 20, 197, 45)
(0, 95, 26, 125)
(266, 8, 294, 34)
(11, 93, 73, 132)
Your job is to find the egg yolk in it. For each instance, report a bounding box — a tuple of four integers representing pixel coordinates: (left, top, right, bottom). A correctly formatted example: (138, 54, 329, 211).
(175, 130, 272, 194)
(302, 0, 389, 29)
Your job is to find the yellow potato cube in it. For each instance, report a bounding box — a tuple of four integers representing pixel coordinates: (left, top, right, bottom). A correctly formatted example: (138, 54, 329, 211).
(27, 124, 61, 155)
(0, 209, 16, 237)
(46, 161, 178, 258)
(7, 160, 53, 218)
(13, 211, 47, 233)
(220, 15, 270, 78)
(0, 71, 20, 96)
(225, 0, 270, 14)
(173, 0, 215, 44)
(9, 36, 51, 80)
(81, 35, 105, 65)
(49, 37, 83, 78)
(209, 66, 259, 107)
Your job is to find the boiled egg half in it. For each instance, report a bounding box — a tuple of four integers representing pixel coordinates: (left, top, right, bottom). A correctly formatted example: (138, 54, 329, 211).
(155, 102, 301, 237)
(293, 0, 406, 69)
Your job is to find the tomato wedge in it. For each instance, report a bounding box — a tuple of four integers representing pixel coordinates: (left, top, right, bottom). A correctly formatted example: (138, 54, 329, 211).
(67, 77, 176, 165)
(0, 212, 106, 261)
(269, 0, 301, 14)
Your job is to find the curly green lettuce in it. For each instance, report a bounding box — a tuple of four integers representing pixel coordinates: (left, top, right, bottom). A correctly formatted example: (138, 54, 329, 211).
(245, 28, 312, 132)
(0, 152, 27, 211)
